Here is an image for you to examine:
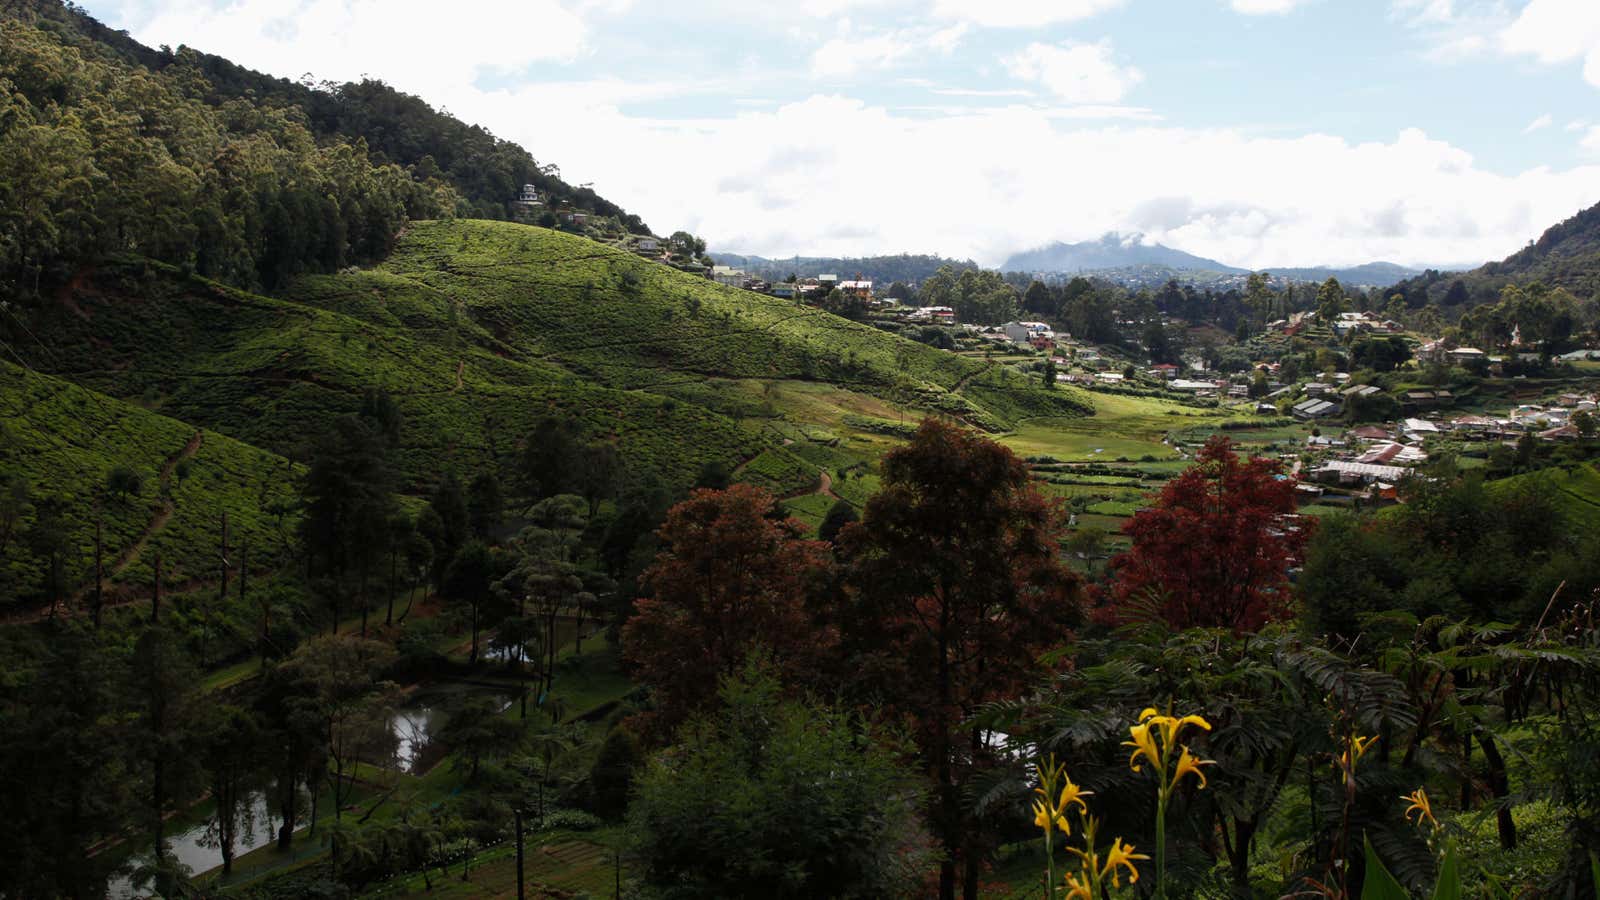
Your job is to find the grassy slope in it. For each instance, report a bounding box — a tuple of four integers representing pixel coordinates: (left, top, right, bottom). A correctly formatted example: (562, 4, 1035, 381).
(21, 220, 1089, 500)
(0, 361, 299, 599)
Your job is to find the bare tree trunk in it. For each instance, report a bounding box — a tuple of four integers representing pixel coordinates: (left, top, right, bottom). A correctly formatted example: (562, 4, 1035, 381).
(151, 553, 162, 624)
(1478, 730, 1517, 850)
(92, 517, 103, 630)
(515, 808, 525, 900)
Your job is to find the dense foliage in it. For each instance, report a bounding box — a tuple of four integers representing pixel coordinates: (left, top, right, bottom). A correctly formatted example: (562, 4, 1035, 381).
(0, 16, 454, 293)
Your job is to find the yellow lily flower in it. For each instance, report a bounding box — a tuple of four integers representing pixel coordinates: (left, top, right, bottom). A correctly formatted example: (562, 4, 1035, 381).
(1058, 776, 1093, 817)
(1062, 871, 1093, 900)
(1340, 734, 1378, 771)
(1154, 712, 1212, 750)
(1124, 718, 1161, 773)
(1102, 837, 1150, 887)
(1401, 788, 1436, 828)
(1033, 797, 1068, 835)
(1171, 746, 1212, 790)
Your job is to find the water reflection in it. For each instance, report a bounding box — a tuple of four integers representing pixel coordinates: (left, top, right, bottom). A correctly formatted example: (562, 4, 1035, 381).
(107, 782, 308, 899)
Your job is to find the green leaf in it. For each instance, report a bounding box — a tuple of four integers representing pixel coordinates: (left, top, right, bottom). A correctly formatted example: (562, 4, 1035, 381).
(1361, 836, 1411, 900)
(1432, 844, 1460, 900)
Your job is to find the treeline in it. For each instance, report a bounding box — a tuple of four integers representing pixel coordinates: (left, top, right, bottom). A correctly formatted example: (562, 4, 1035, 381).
(0, 17, 456, 293)
(713, 251, 979, 287)
(8, 0, 649, 232)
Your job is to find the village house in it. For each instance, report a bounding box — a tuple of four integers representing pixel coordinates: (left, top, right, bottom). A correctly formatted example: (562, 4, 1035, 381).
(1150, 363, 1179, 379)
(838, 279, 874, 300)
(1292, 398, 1341, 420)
(710, 265, 746, 287)
(769, 282, 800, 299)
(910, 306, 955, 324)
(1402, 418, 1440, 440)
(1003, 321, 1055, 345)
(1315, 460, 1410, 485)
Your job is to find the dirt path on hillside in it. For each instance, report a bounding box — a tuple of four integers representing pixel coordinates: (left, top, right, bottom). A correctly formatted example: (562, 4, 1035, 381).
(453, 359, 465, 391)
(28, 431, 207, 621)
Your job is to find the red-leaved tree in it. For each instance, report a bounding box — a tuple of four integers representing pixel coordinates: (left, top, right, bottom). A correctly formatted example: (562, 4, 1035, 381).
(840, 419, 1082, 900)
(1108, 435, 1308, 632)
(621, 484, 835, 735)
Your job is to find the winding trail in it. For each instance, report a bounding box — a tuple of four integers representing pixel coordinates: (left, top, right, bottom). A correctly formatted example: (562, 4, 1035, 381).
(109, 430, 203, 578)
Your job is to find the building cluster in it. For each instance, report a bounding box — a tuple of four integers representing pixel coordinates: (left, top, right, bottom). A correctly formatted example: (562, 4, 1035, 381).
(1290, 391, 1599, 503)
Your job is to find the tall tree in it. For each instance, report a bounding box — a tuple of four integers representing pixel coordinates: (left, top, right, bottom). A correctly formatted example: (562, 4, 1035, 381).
(628, 659, 929, 898)
(621, 484, 835, 734)
(1108, 435, 1307, 632)
(839, 419, 1081, 900)
(197, 703, 263, 876)
(298, 415, 395, 631)
(466, 472, 502, 541)
(520, 417, 580, 506)
(444, 540, 501, 666)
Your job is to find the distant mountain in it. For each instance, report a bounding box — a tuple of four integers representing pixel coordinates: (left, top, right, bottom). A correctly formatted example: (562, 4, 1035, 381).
(1268, 262, 1422, 287)
(709, 252, 978, 285)
(1002, 234, 1245, 275)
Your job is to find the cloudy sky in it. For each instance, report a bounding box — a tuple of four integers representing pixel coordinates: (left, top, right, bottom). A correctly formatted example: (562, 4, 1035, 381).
(84, 0, 1600, 268)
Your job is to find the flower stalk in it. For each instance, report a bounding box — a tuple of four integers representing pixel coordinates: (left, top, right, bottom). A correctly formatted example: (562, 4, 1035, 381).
(1123, 707, 1213, 895)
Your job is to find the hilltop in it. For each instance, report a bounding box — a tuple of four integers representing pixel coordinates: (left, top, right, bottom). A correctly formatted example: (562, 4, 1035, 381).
(12, 220, 1090, 500)
(1003, 233, 1244, 275)
(0, 0, 647, 230)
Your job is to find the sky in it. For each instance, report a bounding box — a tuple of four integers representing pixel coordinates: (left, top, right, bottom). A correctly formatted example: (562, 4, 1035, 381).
(82, 0, 1600, 269)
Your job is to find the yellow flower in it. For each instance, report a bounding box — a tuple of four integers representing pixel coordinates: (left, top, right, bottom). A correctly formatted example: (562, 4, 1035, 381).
(1058, 775, 1093, 817)
(1033, 797, 1068, 835)
(1171, 746, 1212, 790)
(1401, 788, 1436, 828)
(1062, 871, 1093, 900)
(1102, 837, 1149, 887)
(1153, 712, 1212, 750)
(1124, 717, 1161, 773)
(1340, 734, 1378, 771)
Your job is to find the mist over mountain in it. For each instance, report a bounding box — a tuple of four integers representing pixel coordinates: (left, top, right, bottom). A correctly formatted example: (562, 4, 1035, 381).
(1002, 234, 1243, 275)
(709, 252, 978, 285)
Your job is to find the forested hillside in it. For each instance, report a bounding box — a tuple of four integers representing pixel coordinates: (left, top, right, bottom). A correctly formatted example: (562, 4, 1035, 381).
(1392, 199, 1600, 308)
(2, 0, 648, 230)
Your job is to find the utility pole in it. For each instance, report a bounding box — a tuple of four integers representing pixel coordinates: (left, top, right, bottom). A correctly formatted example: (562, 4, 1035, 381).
(218, 511, 230, 602)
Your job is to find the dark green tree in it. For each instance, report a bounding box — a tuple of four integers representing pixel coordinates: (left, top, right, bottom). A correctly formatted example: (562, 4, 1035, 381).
(629, 659, 928, 898)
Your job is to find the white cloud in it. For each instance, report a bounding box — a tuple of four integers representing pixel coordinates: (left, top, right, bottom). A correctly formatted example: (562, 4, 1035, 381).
(449, 82, 1600, 268)
(1002, 41, 1143, 103)
(1582, 125, 1600, 154)
(930, 0, 1127, 28)
(810, 22, 968, 78)
(1499, 0, 1600, 88)
(1229, 0, 1309, 15)
(1524, 113, 1553, 133)
(132, 0, 589, 94)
